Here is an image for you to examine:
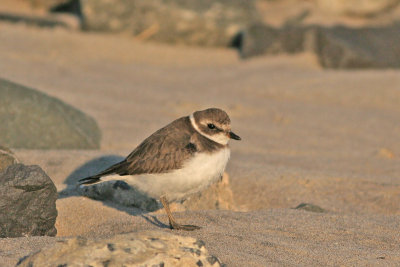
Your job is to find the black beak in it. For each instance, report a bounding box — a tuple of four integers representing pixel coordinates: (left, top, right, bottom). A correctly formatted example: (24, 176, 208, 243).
(229, 131, 241, 140)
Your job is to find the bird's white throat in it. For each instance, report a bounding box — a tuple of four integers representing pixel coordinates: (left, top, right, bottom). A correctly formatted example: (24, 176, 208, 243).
(189, 113, 229, 145)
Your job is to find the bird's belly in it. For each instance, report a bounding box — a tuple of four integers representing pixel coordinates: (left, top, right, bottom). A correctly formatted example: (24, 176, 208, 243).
(125, 148, 230, 201)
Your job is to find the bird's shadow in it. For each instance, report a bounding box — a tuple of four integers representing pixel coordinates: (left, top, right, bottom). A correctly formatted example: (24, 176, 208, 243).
(58, 155, 170, 229)
(61, 154, 123, 188)
(58, 154, 122, 199)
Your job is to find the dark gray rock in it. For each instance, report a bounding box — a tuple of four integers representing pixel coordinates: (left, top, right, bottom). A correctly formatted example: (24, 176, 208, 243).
(0, 145, 18, 173)
(0, 78, 101, 149)
(80, 0, 260, 46)
(0, 164, 58, 238)
(237, 24, 308, 58)
(314, 25, 400, 68)
(239, 23, 400, 69)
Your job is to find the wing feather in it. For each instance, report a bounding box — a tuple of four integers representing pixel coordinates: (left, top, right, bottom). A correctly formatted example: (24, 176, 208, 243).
(79, 117, 197, 184)
(124, 130, 195, 174)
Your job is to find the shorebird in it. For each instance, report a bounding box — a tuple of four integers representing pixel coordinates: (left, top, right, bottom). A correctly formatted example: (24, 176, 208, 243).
(79, 108, 241, 230)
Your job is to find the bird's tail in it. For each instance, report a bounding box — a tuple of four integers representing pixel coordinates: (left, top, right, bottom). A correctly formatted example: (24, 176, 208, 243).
(78, 159, 128, 185)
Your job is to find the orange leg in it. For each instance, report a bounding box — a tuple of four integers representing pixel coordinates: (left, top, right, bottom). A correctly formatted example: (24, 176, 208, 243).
(160, 196, 200, 231)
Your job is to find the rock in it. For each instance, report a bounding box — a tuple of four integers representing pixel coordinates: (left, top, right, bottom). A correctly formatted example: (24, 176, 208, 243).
(314, 25, 400, 68)
(17, 231, 223, 266)
(237, 23, 307, 58)
(0, 78, 101, 149)
(0, 145, 18, 173)
(317, 0, 400, 17)
(0, 164, 57, 238)
(239, 23, 400, 68)
(295, 203, 326, 213)
(80, 0, 260, 46)
(77, 172, 234, 212)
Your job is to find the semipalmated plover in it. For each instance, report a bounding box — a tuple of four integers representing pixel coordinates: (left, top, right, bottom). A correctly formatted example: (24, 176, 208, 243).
(79, 108, 241, 230)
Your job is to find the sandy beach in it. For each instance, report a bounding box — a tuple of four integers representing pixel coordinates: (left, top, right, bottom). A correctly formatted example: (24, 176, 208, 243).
(0, 13, 400, 266)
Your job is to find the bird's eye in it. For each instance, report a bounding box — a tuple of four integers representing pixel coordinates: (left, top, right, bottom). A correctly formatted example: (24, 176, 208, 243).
(207, 123, 216, 129)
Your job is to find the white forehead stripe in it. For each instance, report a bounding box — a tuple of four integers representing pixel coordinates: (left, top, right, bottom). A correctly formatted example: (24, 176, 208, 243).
(189, 113, 229, 145)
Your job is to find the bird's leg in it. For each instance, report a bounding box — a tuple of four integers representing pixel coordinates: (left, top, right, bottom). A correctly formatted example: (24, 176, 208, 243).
(160, 196, 200, 231)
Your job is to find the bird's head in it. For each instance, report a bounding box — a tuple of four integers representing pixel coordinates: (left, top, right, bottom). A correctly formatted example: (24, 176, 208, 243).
(190, 108, 241, 145)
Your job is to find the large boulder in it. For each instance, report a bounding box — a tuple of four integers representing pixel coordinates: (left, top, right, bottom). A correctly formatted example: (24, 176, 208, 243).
(237, 24, 307, 58)
(80, 0, 260, 46)
(17, 231, 223, 266)
(239, 23, 400, 68)
(0, 164, 58, 238)
(0, 145, 18, 173)
(314, 25, 400, 68)
(0, 78, 101, 149)
(317, 0, 400, 17)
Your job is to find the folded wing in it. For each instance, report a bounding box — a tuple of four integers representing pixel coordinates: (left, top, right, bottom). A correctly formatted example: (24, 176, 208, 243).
(79, 122, 196, 185)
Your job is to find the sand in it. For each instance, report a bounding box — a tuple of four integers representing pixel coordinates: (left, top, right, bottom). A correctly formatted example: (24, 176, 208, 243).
(0, 18, 400, 266)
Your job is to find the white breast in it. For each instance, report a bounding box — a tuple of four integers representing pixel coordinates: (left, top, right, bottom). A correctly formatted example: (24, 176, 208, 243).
(119, 148, 231, 201)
